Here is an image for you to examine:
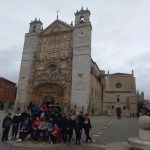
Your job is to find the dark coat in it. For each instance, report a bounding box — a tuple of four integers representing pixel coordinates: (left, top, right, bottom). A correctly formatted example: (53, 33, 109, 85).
(20, 120, 32, 133)
(2, 116, 12, 128)
(66, 118, 74, 129)
(60, 117, 68, 129)
(32, 106, 41, 117)
(21, 112, 30, 122)
(78, 115, 84, 129)
(53, 116, 61, 127)
(12, 113, 21, 125)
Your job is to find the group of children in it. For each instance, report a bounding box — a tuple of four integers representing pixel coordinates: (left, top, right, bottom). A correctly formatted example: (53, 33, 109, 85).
(1, 102, 92, 145)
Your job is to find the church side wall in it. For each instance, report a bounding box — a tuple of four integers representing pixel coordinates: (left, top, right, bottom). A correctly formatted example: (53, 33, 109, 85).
(71, 54, 91, 112)
(89, 73, 102, 115)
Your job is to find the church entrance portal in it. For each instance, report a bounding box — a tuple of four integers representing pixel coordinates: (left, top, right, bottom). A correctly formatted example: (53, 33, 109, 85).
(43, 95, 54, 105)
(43, 95, 55, 106)
(31, 83, 64, 107)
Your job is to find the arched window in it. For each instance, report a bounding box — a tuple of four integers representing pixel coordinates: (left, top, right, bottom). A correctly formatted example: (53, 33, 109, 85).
(33, 25, 36, 32)
(50, 64, 56, 71)
(80, 16, 84, 23)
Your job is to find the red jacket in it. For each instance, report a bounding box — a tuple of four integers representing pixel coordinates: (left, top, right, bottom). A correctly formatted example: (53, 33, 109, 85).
(42, 105, 49, 113)
(83, 116, 92, 129)
(32, 119, 42, 130)
(53, 127, 61, 137)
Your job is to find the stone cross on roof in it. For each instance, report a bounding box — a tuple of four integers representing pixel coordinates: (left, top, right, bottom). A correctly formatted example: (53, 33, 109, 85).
(56, 10, 60, 19)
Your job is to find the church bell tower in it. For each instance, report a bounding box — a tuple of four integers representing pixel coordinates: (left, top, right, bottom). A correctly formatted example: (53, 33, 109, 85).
(71, 7, 92, 112)
(15, 18, 43, 110)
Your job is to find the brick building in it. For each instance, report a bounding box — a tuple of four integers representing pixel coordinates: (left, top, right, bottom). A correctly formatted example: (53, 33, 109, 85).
(0, 77, 17, 108)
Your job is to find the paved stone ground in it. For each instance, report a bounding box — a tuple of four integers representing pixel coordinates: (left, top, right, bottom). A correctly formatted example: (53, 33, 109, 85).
(92, 117, 138, 145)
(0, 111, 138, 150)
(105, 141, 131, 150)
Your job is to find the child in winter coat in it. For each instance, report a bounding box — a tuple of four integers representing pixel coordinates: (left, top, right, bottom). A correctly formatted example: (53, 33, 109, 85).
(39, 119, 48, 142)
(47, 117, 54, 144)
(12, 110, 21, 140)
(31, 117, 42, 143)
(1, 113, 12, 141)
(52, 124, 61, 144)
(31, 104, 41, 120)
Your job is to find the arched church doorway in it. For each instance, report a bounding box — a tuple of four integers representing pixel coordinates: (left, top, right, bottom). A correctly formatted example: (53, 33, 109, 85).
(43, 95, 61, 112)
(43, 95, 54, 106)
(31, 82, 64, 108)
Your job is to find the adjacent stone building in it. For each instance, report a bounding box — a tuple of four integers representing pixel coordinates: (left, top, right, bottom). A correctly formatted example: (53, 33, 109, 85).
(103, 71, 137, 117)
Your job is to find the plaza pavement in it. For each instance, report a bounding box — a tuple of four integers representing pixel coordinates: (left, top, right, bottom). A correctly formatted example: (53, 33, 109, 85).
(91, 117, 138, 150)
(0, 111, 138, 150)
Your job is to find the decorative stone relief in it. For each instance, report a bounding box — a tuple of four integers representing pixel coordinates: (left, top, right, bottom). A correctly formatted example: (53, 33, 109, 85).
(26, 21, 73, 109)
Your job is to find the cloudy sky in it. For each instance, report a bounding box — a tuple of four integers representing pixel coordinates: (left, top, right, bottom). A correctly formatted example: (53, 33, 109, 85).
(0, 0, 150, 99)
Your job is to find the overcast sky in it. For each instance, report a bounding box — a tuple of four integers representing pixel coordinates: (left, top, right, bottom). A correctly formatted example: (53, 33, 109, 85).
(0, 0, 150, 100)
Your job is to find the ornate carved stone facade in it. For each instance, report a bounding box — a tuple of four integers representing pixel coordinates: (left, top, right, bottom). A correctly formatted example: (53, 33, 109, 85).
(27, 20, 73, 108)
(15, 7, 101, 113)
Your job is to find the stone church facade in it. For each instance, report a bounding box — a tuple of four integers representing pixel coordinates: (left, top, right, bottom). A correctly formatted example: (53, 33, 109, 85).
(15, 8, 104, 114)
(15, 7, 137, 116)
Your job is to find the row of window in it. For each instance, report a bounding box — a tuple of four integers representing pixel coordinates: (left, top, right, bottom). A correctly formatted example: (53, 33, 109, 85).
(0, 81, 16, 89)
(1, 88, 16, 98)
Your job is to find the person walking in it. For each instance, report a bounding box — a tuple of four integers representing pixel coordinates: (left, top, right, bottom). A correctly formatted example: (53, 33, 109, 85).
(83, 113, 92, 143)
(1, 113, 12, 141)
(116, 107, 122, 119)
